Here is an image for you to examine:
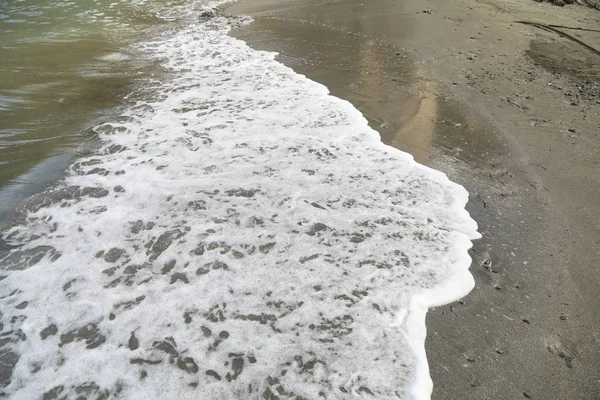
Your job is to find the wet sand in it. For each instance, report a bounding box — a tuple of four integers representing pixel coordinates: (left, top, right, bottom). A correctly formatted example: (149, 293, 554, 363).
(223, 0, 600, 398)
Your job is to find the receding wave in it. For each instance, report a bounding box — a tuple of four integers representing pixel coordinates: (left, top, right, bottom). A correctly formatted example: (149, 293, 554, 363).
(0, 5, 478, 400)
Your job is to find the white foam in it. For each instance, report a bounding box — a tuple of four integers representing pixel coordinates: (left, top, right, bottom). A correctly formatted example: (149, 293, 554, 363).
(97, 52, 131, 62)
(0, 5, 479, 400)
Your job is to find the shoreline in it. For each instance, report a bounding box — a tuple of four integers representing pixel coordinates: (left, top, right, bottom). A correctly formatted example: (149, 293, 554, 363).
(223, 0, 600, 397)
(0, 8, 481, 397)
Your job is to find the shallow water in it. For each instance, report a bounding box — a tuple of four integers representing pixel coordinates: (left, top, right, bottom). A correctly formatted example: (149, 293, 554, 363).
(0, 0, 164, 224)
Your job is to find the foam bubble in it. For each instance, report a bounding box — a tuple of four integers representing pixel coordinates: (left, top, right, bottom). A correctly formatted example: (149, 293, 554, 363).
(0, 7, 478, 400)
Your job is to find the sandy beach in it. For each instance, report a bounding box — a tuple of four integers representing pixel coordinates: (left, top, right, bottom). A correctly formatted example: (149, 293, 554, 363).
(1, 0, 598, 397)
(223, 0, 600, 398)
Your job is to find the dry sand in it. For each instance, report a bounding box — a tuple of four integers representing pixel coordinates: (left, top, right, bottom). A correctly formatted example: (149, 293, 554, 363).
(223, 0, 600, 398)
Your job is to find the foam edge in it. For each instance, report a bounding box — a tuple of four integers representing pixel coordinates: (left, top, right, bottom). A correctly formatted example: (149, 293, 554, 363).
(406, 225, 478, 399)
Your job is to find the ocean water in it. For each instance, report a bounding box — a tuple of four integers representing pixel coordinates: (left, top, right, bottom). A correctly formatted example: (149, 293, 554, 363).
(0, 0, 165, 224)
(0, 1, 479, 399)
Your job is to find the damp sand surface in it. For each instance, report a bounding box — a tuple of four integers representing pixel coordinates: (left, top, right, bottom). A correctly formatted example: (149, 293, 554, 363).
(224, 0, 600, 398)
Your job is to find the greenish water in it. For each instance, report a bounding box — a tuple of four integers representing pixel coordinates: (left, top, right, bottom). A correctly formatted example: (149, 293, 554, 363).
(0, 0, 164, 222)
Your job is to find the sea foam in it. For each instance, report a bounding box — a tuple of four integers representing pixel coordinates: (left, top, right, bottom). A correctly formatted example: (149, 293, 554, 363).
(0, 6, 479, 400)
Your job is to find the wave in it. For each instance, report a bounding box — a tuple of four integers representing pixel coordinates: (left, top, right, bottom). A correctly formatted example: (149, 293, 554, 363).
(0, 4, 479, 399)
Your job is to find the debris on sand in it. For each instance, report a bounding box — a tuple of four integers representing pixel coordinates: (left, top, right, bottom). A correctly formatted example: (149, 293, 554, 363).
(534, 0, 600, 9)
